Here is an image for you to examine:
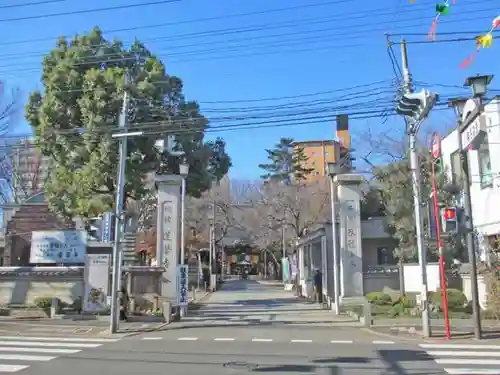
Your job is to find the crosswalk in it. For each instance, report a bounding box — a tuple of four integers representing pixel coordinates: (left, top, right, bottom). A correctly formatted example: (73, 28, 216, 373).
(420, 343, 500, 375)
(0, 335, 120, 372)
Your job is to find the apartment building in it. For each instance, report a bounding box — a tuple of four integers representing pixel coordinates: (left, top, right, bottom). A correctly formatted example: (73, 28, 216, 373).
(292, 114, 352, 183)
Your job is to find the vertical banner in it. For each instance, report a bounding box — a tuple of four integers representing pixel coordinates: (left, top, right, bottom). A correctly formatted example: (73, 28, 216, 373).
(83, 254, 110, 312)
(176, 264, 188, 306)
(281, 257, 290, 283)
(100, 212, 113, 243)
(321, 235, 328, 295)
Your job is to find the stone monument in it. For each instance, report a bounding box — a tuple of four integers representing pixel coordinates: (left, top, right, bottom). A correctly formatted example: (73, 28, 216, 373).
(335, 173, 364, 299)
(155, 174, 183, 300)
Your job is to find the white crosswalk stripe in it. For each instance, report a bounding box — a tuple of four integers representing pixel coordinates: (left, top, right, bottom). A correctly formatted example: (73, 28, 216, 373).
(0, 336, 120, 372)
(420, 343, 500, 374)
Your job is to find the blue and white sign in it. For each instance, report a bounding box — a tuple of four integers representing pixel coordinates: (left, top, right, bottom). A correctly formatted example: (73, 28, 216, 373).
(176, 264, 188, 306)
(100, 212, 113, 243)
(30, 230, 87, 264)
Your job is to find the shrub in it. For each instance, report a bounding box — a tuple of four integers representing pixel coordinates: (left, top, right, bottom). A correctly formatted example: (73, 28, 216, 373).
(33, 297, 61, 310)
(429, 289, 467, 311)
(392, 295, 414, 308)
(387, 303, 404, 317)
(367, 292, 392, 305)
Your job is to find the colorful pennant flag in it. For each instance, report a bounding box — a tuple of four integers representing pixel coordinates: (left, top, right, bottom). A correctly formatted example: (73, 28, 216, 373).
(428, 1, 456, 40)
(459, 15, 500, 68)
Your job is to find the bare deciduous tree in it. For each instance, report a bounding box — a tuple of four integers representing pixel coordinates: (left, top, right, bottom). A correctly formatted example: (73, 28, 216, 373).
(240, 180, 331, 251)
(0, 82, 20, 135)
(0, 140, 44, 203)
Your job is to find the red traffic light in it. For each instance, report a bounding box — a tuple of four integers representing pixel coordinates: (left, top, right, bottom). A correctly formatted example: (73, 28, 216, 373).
(443, 208, 456, 220)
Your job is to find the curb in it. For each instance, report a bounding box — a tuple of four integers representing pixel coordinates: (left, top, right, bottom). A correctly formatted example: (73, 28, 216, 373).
(123, 291, 214, 335)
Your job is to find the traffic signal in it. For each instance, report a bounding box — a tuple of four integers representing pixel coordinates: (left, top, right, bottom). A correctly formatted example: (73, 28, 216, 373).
(441, 207, 458, 233)
(434, 157, 442, 175)
(396, 89, 438, 122)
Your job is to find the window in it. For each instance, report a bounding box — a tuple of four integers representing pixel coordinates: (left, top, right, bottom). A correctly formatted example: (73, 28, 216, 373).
(450, 150, 462, 186)
(377, 247, 396, 265)
(478, 133, 492, 188)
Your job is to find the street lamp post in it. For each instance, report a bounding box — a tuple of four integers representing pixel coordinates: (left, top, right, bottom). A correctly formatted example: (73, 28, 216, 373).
(448, 74, 494, 340)
(327, 161, 341, 315)
(179, 160, 189, 317)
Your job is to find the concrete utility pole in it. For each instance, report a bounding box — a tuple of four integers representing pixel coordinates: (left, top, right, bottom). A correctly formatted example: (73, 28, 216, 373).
(110, 75, 131, 334)
(401, 40, 431, 338)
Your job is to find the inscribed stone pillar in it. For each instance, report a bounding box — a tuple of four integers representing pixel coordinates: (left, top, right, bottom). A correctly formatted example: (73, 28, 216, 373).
(155, 174, 182, 300)
(335, 174, 364, 299)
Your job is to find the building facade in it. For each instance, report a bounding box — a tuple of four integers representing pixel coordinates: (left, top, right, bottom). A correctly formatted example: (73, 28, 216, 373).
(441, 97, 500, 260)
(292, 116, 353, 183)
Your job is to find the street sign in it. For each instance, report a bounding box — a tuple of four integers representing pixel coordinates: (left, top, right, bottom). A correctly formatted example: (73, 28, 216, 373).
(430, 132, 441, 159)
(176, 264, 188, 306)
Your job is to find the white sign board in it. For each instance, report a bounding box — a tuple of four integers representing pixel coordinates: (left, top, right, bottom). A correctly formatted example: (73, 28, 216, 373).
(461, 98, 487, 151)
(176, 264, 188, 306)
(30, 230, 87, 264)
(83, 254, 110, 313)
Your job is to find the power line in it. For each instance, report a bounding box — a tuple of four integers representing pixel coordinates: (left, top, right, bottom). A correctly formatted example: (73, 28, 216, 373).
(0, 0, 180, 23)
(0, 0, 67, 9)
(0, 12, 495, 73)
(0, 91, 478, 142)
(0, 0, 492, 46)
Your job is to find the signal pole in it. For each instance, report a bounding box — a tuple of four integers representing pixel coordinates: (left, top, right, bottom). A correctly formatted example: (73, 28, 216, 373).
(430, 132, 451, 340)
(401, 40, 431, 338)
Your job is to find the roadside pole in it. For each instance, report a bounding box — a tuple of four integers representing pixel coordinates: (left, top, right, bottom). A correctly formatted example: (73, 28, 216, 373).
(430, 132, 451, 340)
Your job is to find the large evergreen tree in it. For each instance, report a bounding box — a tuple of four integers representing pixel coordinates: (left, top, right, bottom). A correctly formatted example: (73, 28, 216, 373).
(258, 137, 313, 183)
(25, 27, 231, 219)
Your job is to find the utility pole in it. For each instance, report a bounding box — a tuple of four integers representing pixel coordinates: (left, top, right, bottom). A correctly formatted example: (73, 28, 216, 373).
(210, 197, 216, 289)
(401, 39, 431, 338)
(110, 74, 130, 334)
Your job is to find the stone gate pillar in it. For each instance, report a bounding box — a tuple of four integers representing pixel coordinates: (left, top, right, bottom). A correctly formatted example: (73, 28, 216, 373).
(155, 174, 182, 299)
(335, 174, 364, 300)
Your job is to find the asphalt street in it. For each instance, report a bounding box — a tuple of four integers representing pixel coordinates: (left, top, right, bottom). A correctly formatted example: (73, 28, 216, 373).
(0, 280, 498, 374)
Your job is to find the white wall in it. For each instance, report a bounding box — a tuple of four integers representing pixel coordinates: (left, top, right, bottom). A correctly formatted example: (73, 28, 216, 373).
(403, 263, 440, 293)
(441, 98, 500, 239)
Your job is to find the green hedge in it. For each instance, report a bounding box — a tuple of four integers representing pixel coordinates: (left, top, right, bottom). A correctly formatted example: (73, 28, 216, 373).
(366, 292, 393, 305)
(429, 288, 467, 310)
(33, 296, 60, 310)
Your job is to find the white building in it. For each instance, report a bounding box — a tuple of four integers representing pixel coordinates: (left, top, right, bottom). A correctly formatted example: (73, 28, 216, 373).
(441, 97, 500, 259)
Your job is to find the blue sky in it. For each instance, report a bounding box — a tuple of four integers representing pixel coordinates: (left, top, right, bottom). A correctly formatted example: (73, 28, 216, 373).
(1, 0, 499, 179)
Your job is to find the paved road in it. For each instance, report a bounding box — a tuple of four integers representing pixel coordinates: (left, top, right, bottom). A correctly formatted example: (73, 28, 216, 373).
(8, 335, 446, 375)
(1, 280, 498, 374)
(178, 279, 358, 327)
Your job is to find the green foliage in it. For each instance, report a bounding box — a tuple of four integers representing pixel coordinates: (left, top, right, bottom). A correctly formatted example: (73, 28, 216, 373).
(259, 137, 313, 183)
(428, 288, 467, 310)
(392, 295, 414, 308)
(33, 296, 60, 310)
(25, 27, 231, 219)
(372, 149, 456, 261)
(366, 291, 393, 305)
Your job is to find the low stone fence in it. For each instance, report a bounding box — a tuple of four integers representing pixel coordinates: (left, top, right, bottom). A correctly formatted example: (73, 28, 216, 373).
(0, 266, 165, 308)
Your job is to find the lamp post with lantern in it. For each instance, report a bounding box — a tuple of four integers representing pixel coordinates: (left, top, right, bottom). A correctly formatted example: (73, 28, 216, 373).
(448, 74, 494, 340)
(179, 160, 189, 317)
(326, 160, 341, 314)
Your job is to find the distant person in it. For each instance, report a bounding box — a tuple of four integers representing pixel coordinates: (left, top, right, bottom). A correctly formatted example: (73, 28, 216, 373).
(313, 269, 323, 304)
(119, 286, 129, 321)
